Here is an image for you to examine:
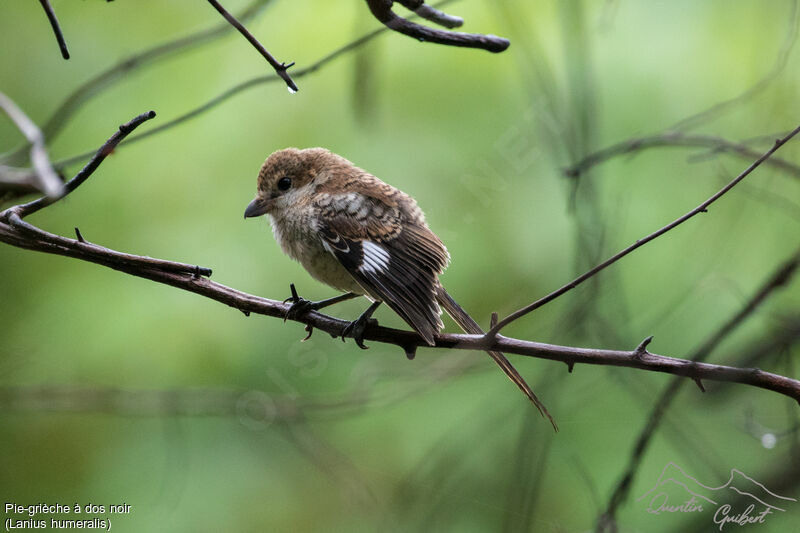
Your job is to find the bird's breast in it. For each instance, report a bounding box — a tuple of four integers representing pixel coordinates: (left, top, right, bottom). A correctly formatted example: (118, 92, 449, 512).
(269, 210, 364, 295)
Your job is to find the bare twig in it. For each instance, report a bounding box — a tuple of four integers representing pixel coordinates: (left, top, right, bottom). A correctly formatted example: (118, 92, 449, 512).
(364, 0, 509, 52)
(0, 92, 63, 199)
(488, 125, 800, 337)
(564, 132, 800, 180)
(38, 0, 69, 59)
(595, 246, 800, 532)
(11, 111, 156, 219)
(206, 0, 297, 92)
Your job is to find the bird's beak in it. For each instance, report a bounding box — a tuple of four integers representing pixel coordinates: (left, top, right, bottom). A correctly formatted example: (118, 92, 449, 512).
(244, 197, 269, 219)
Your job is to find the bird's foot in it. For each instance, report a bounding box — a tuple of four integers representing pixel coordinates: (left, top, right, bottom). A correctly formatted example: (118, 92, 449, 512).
(284, 297, 318, 321)
(341, 316, 379, 349)
(283, 284, 360, 322)
(341, 300, 382, 349)
(283, 284, 319, 321)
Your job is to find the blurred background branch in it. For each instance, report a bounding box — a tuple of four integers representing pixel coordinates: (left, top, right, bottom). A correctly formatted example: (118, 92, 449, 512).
(0, 91, 64, 199)
(564, 132, 800, 180)
(596, 245, 800, 532)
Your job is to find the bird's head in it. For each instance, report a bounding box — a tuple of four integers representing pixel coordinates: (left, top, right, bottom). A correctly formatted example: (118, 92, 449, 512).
(244, 147, 342, 219)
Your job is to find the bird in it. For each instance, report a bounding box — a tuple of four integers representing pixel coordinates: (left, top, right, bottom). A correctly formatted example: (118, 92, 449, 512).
(244, 147, 556, 429)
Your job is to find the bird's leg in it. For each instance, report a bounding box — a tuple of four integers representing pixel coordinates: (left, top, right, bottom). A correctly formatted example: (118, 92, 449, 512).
(341, 301, 382, 349)
(283, 283, 359, 321)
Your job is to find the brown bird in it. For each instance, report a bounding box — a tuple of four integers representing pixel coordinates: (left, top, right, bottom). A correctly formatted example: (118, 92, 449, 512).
(245, 147, 555, 428)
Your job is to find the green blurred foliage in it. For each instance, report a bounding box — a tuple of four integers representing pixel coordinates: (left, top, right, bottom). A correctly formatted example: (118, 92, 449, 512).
(1, 0, 799, 531)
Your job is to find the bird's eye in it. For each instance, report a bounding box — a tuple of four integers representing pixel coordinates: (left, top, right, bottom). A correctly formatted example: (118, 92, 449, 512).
(277, 177, 292, 191)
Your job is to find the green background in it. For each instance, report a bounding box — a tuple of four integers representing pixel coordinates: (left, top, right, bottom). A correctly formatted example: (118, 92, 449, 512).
(1, 0, 799, 531)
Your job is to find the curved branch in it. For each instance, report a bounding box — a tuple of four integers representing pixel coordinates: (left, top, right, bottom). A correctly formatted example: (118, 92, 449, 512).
(489, 125, 800, 336)
(668, 0, 800, 132)
(364, 0, 509, 52)
(1, 211, 798, 404)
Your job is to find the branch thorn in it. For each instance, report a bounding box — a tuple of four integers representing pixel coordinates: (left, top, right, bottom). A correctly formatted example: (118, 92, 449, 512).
(403, 344, 417, 360)
(635, 335, 654, 357)
(694, 378, 706, 393)
(74, 227, 86, 243)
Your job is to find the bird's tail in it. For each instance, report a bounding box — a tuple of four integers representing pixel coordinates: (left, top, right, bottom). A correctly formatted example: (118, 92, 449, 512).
(435, 285, 557, 431)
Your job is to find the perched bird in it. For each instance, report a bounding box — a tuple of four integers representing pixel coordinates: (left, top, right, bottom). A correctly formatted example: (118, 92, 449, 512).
(245, 147, 555, 428)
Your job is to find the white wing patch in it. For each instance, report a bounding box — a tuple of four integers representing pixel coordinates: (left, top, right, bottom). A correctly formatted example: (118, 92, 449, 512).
(359, 241, 390, 274)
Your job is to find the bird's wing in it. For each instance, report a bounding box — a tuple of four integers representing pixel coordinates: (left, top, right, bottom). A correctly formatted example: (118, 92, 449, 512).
(316, 193, 449, 345)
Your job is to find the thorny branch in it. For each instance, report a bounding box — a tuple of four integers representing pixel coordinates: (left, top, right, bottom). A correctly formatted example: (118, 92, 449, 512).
(38, 0, 69, 60)
(364, 0, 509, 52)
(1, 114, 800, 412)
(205, 0, 298, 92)
(487, 124, 800, 337)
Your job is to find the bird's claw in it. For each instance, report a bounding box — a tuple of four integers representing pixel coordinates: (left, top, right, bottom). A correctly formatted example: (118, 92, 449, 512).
(341, 317, 378, 349)
(284, 296, 316, 321)
(302, 324, 314, 341)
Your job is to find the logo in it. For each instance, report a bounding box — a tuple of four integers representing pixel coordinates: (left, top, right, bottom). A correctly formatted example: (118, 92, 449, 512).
(638, 462, 796, 530)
